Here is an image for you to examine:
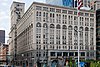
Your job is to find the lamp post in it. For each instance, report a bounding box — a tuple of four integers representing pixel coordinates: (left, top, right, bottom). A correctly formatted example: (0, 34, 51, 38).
(74, 28, 82, 67)
(21, 54, 24, 67)
(31, 57, 34, 67)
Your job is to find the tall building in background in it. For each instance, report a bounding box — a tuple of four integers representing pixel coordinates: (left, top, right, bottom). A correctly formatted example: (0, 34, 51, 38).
(94, 0, 100, 10)
(0, 30, 5, 43)
(46, 0, 96, 10)
(9, 1, 96, 67)
(46, 0, 75, 7)
(9, 1, 25, 65)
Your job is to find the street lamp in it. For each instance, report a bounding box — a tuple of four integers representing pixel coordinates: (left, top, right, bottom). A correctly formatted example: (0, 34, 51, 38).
(74, 28, 82, 67)
(31, 57, 34, 67)
(21, 54, 24, 67)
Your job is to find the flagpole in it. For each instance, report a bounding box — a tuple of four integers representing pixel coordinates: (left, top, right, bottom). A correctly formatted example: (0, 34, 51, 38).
(77, 14, 80, 67)
(77, 0, 81, 67)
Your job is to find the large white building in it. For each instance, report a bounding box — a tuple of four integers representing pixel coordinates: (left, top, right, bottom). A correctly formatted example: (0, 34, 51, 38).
(9, 1, 96, 67)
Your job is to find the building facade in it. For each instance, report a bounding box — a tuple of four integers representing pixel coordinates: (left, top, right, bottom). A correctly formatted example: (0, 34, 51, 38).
(0, 43, 9, 65)
(0, 30, 5, 43)
(46, 0, 75, 7)
(94, 0, 100, 10)
(9, 1, 25, 65)
(10, 1, 96, 67)
(96, 9, 100, 60)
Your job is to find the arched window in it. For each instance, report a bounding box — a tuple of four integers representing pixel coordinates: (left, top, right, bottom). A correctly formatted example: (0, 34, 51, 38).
(74, 26, 78, 44)
(43, 23, 48, 28)
(62, 25, 67, 29)
(68, 26, 73, 30)
(56, 24, 61, 29)
(74, 26, 78, 31)
(79, 27, 83, 44)
(50, 24, 55, 28)
(90, 28, 94, 45)
(85, 27, 89, 45)
(85, 27, 89, 31)
(90, 28, 94, 32)
(79, 27, 83, 31)
(36, 22, 41, 27)
(68, 26, 73, 46)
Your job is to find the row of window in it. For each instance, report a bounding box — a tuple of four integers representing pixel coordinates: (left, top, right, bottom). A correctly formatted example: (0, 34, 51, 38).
(36, 11, 94, 22)
(50, 52, 85, 56)
(36, 6, 94, 17)
(36, 44, 94, 50)
(36, 23, 94, 31)
(36, 51, 95, 57)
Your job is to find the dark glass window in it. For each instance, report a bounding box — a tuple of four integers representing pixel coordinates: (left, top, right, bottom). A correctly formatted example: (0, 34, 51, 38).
(63, 52, 68, 56)
(57, 52, 62, 56)
(69, 52, 74, 56)
(81, 52, 85, 56)
(51, 52, 55, 56)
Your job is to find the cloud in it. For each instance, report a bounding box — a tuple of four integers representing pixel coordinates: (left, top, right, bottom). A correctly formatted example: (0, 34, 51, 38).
(1, 2, 8, 6)
(0, 11, 9, 21)
(12, 0, 23, 2)
(0, 0, 8, 6)
(0, 27, 5, 30)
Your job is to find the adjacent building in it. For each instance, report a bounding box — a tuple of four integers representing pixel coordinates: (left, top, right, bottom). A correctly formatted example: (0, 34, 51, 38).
(0, 30, 5, 43)
(96, 9, 100, 60)
(46, 0, 95, 10)
(9, 1, 96, 67)
(46, 0, 75, 7)
(94, 0, 100, 10)
(0, 43, 9, 65)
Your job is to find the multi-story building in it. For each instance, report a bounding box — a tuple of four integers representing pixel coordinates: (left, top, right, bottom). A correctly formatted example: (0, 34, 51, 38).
(94, 0, 100, 10)
(9, 1, 25, 65)
(0, 30, 5, 43)
(0, 43, 9, 65)
(46, 0, 75, 7)
(9, 1, 96, 67)
(96, 9, 100, 60)
(46, 0, 95, 9)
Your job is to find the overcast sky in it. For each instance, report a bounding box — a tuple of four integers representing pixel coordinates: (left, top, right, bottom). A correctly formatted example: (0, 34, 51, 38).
(0, 0, 45, 43)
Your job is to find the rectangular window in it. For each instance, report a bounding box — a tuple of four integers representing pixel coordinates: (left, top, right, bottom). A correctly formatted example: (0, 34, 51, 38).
(85, 13, 89, 16)
(56, 9, 61, 13)
(50, 52, 55, 56)
(68, 11, 73, 14)
(50, 8, 55, 12)
(62, 10, 67, 13)
(90, 14, 94, 17)
(80, 12, 84, 16)
(63, 52, 68, 56)
(81, 52, 85, 56)
(74, 11, 77, 15)
(57, 52, 62, 56)
(36, 6, 42, 10)
(43, 7, 48, 11)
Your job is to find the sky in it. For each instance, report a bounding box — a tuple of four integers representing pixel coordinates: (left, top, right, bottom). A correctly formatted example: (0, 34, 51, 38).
(0, 0, 45, 43)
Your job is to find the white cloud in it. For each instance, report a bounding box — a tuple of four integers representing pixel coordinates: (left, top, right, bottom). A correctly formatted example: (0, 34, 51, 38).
(12, 0, 23, 2)
(3, 0, 8, 2)
(0, 27, 5, 30)
(0, 11, 9, 21)
(1, 2, 8, 6)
